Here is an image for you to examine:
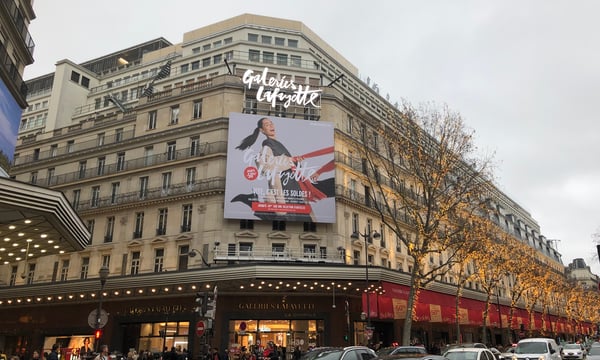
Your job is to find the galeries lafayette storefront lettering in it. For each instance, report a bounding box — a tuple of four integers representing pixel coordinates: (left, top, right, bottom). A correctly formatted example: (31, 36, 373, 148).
(238, 302, 316, 311)
(242, 67, 321, 108)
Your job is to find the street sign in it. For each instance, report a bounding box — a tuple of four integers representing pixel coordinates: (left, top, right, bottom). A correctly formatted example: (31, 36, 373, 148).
(196, 320, 206, 336)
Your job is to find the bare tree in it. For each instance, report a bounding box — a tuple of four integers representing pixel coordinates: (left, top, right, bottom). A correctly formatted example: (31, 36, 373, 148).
(353, 101, 494, 345)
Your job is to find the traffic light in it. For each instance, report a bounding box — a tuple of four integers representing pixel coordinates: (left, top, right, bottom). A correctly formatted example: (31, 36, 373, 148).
(195, 292, 208, 316)
(94, 329, 103, 340)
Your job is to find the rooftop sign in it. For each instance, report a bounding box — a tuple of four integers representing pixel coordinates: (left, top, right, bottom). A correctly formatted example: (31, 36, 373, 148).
(242, 67, 321, 108)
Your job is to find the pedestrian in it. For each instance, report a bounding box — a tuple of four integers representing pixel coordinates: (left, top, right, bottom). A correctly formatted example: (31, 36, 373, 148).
(94, 345, 109, 360)
(47, 345, 59, 360)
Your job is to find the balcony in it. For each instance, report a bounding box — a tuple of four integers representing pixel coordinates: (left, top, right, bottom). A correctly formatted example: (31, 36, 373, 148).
(213, 245, 345, 264)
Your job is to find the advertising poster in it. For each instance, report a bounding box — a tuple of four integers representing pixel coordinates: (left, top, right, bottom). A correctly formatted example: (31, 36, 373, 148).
(224, 112, 335, 223)
(0, 79, 22, 161)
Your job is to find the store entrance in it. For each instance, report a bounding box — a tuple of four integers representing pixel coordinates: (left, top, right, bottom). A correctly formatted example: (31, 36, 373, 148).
(228, 319, 323, 359)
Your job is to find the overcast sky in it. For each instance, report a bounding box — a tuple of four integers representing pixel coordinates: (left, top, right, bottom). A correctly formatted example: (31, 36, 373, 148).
(24, 1, 600, 273)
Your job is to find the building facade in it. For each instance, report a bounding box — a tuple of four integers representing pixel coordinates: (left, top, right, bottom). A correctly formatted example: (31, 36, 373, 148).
(2, 13, 571, 359)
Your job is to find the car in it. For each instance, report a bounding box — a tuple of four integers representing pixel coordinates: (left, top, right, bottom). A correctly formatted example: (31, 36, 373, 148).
(443, 347, 496, 360)
(562, 343, 586, 360)
(512, 338, 562, 360)
(377, 346, 428, 357)
(498, 347, 515, 360)
(300, 346, 377, 360)
(586, 346, 600, 360)
(445, 344, 488, 352)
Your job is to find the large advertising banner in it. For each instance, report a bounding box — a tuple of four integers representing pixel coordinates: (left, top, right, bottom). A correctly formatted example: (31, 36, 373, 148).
(0, 79, 22, 161)
(224, 112, 335, 223)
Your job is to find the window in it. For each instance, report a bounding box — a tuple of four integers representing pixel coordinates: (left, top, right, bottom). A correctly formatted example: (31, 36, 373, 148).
(288, 39, 298, 48)
(291, 55, 301, 67)
(352, 213, 359, 234)
(191, 61, 200, 70)
(154, 249, 165, 272)
(148, 111, 157, 130)
(261, 35, 272, 44)
(263, 52, 274, 64)
(105, 216, 115, 242)
(185, 167, 196, 187)
(87, 220, 95, 245)
(81, 76, 90, 88)
(101, 255, 111, 269)
(26, 263, 35, 284)
(245, 97, 257, 114)
(71, 71, 80, 82)
(97, 157, 105, 176)
(117, 152, 126, 171)
(193, 100, 203, 119)
(115, 128, 124, 142)
(303, 244, 316, 258)
(97, 133, 105, 146)
(157, 208, 168, 235)
(67, 140, 74, 153)
(181, 204, 192, 232)
(167, 141, 177, 161)
(249, 50, 260, 62)
(190, 136, 200, 156)
(80, 257, 89, 280)
(277, 53, 288, 65)
(213, 54, 222, 64)
(110, 182, 120, 204)
(47, 168, 55, 185)
(60, 259, 69, 282)
(30, 171, 38, 184)
(129, 251, 141, 275)
(134, 212, 144, 238)
(202, 58, 210, 67)
(72, 189, 81, 209)
(78, 161, 87, 179)
(272, 243, 285, 257)
(248, 33, 258, 42)
(180, 64, 189, 73)
(224, 37, 232, 44)
(272, 221, 286, 231)
(144, 146, 153, 166)
(203, 44, 211, 51)
(303, 222, 317, 232)
(240, 219, 254, 230)
(240, 242, 253, 256)
(91, 186, 100, 207)
(178, 245, 189, 271)
(50, 144, 58, 157)
(275, 37, 285, 46)
(139, 176, 148, 199)
(170, 106, 179, 125)
(162, 172, 172, 193)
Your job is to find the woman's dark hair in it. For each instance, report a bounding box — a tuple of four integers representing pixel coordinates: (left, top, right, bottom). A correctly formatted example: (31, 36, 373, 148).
(236, 117, 268, 150)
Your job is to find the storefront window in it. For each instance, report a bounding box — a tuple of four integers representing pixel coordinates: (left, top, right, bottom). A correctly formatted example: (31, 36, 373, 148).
(136, 321, 189, 354)
(227, 319, 323, 360)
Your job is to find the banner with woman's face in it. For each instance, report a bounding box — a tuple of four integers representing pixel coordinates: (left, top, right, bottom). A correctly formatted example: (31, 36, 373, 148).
(224, 112, 336, 223)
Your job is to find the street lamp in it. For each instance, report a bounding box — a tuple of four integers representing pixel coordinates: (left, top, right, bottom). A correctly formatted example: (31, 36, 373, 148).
(95, 265, 109, 349)
(351, 228, 380, 339)
(188, 248, 211, 267)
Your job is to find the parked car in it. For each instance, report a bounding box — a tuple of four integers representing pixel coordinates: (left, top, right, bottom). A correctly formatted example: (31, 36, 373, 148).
(300, 346, 377, 360)
(512, 338, 562, 360)
(498, 347, 515, 360)
(562, 343, 587, 360)
(443, 347, 496, 360)
(377, 346, 428, 358)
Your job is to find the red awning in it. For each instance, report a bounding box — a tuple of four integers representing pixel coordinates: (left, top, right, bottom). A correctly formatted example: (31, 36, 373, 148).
(378, 296, 394, 319)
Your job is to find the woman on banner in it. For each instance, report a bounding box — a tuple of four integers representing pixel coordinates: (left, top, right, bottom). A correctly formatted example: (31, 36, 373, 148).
(235, 117, 333, 221)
